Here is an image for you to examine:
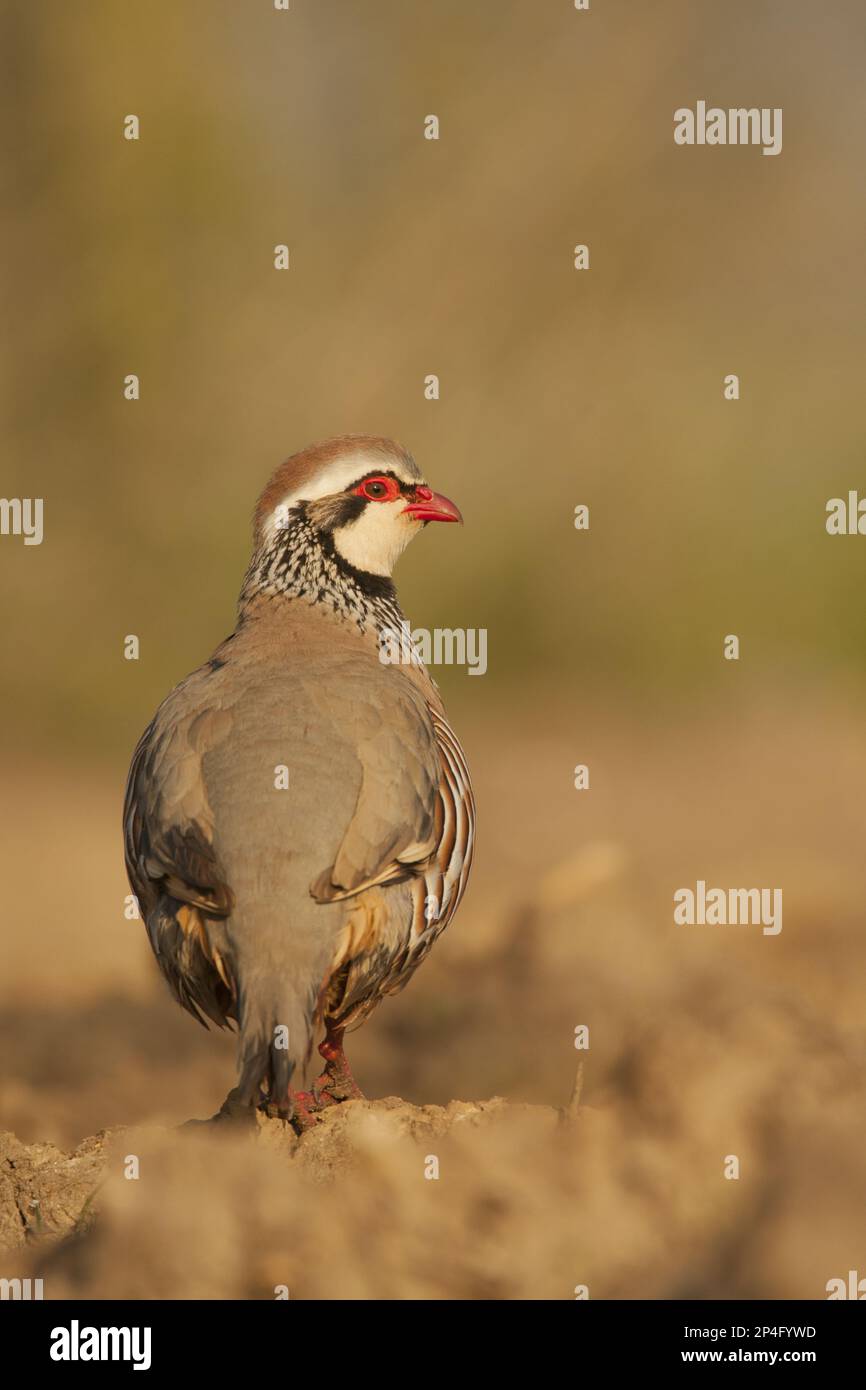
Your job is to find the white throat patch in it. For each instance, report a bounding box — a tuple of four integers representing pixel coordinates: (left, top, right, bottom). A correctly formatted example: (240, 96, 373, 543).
(332, 498, 422, 576)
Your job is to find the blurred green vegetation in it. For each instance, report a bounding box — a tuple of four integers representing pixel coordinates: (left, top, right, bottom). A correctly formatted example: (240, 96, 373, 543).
(2, 0, 866, 760)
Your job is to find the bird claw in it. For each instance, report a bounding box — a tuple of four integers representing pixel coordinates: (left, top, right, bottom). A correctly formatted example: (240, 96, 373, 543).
(313, 1030, 366, 1104)
(312, 1068, 364, 1105)
(256, 1088, 317, 1130)
(258, 1033, 365, 1132)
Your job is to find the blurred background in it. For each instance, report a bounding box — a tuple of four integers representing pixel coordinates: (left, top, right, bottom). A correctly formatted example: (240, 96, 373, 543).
(1, 0, 866, 1297)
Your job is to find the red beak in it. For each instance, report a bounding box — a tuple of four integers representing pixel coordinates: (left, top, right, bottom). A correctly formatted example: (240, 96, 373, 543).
(403, 487, 463, 524)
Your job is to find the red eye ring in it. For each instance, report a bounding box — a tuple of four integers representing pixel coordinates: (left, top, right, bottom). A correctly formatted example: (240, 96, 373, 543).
(353, 475, 401, 503)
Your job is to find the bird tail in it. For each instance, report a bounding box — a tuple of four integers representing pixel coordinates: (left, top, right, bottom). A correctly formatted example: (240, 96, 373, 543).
(235, 975, 314, 1111)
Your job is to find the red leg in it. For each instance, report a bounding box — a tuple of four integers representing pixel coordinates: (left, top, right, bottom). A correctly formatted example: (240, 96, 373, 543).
(257, 1027, 365, 1132)
(312, 1026, 365, 1105)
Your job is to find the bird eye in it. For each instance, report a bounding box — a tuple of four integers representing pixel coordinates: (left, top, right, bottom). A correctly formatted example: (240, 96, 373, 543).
(354, 476, 399, 502)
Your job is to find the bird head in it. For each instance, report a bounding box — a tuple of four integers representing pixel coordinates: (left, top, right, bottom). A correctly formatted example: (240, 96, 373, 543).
(253, 435, 462, 580)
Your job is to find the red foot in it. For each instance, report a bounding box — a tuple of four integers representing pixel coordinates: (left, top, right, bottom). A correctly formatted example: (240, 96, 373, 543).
(261, 1027, 365, 1134)
(312, 1027, 366, 1106)
(288, 1089, 321, 1132)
